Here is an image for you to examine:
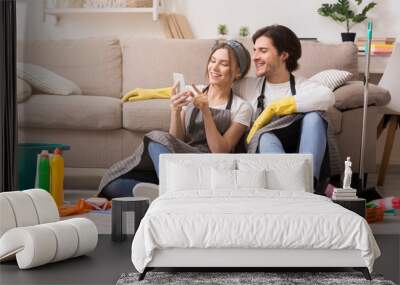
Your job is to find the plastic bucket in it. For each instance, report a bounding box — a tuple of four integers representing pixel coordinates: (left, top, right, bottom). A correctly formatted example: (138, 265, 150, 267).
(18, 143, 70, 190)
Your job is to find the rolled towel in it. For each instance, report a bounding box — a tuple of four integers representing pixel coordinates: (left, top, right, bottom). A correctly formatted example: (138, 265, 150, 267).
(0, 191, 39, 228)
(0, 225, 57, 268)
(0, 196, 17, 238)
(0, 189, 59, 238)
(0, 218, 98, 269)
(24, 189, 60, 224)
(63, 218, 98, 257)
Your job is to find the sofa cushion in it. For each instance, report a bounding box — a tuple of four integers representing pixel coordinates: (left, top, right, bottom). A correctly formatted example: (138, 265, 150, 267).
(18, 95, 122, 130)
(325, 106, 342, 134)
(295, 42, 358, 79)
(16, 77, 32, 103)
(17, 37, 122, 98)
(333, 81, 391, 110)
(123, 99, 170, 132)
(122, 38, 216, 94)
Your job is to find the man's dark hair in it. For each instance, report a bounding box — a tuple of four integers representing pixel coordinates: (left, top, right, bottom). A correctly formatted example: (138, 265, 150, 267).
(252, 25, 301, 72)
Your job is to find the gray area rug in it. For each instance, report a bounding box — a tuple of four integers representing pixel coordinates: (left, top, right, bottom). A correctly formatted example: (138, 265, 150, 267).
(117, 272, 396, 285)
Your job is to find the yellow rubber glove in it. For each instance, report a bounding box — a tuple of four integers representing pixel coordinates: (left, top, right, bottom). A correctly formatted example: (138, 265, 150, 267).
(246, 96, 297, 144)
(121, 87, 172, 102)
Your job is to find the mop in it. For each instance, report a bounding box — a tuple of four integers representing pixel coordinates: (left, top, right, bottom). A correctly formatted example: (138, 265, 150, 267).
(356, 20, 383, 202)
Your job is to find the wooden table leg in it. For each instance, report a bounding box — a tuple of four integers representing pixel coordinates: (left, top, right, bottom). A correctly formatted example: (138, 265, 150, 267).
(377, 115, 387, 139)
(378, 115, 399, 186)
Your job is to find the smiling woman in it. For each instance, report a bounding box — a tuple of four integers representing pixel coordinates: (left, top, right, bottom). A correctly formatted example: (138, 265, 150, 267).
(97, 40, 253, 199)
(0, 0, 17, 193)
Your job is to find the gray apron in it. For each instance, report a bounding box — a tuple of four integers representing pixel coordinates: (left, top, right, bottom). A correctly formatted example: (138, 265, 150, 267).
(97, 88, 234, 195)
(246, 75, 343, 179)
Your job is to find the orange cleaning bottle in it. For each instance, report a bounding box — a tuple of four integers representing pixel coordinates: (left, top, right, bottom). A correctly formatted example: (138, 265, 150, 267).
(50, 148, 64, 207)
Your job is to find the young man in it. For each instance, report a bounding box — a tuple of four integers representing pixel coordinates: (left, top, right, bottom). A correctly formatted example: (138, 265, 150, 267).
(246, 25, 335, 186)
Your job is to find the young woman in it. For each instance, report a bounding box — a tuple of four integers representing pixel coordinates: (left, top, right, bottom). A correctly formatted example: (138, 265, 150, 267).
(98, 40, 252, 199)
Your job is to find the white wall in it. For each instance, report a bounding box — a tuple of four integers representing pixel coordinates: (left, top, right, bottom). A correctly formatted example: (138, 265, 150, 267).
(18, 0, 400, 41)
(16, 0, 165, 41)
(169, 0, 400, 42)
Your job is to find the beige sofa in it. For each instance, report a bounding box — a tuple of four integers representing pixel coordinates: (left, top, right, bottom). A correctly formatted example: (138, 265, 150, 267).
(17, 37, 390, 190)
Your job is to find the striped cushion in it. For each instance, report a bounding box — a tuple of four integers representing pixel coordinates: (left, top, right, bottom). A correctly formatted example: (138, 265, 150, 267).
(309, 69, 352, 91)
(17, 63, 82, 96)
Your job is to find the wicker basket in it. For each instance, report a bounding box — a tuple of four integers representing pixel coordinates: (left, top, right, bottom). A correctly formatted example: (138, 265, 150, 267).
(366, 206, 385, 223)
(126, 0, 152, 8)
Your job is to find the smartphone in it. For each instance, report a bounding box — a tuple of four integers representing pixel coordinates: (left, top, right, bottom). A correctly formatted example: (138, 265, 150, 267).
(173, 72, 186, 94)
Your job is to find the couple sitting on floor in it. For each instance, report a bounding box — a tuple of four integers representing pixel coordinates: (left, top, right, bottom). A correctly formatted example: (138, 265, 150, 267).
(97, 24, 335, 199)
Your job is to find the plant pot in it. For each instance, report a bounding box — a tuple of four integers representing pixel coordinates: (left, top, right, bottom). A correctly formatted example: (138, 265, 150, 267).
(341, 32, 356, 42)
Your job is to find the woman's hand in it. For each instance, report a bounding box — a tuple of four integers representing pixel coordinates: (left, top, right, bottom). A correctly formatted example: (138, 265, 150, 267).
(191, 84, 209, 114)
(170, 82, 193, 112)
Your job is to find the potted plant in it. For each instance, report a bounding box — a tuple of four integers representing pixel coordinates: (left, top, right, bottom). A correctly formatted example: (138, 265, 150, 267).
(217, 24, 228, 40)
(239, 26, 250, 38)
(318, 0, 377, 42)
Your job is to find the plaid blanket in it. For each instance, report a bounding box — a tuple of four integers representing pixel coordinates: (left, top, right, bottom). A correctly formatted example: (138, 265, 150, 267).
(246, 112, 343, 179)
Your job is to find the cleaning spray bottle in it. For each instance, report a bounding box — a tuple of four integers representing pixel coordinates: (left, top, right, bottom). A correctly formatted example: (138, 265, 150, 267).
(50, 148, 64, 207)
(38, 150, 50, 192)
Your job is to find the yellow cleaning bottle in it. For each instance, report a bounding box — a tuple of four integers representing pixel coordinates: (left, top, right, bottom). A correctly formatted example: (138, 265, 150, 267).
(50, 148, 64, 207)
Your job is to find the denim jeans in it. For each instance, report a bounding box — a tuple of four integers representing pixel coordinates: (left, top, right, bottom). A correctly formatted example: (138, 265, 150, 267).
(99, 176, 139, 199)
(258, 112, 327, 180)
(100, 142, 169, 199)
(147, 142, 171, 177)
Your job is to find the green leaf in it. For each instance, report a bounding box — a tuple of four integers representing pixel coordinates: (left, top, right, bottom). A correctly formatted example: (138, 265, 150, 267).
(361, 2, 377, 15)
(318, 4, 335, 16)
(239, 26, 249, 37)
(353, 2, 377, 23)
(335, 0, 350, 15)
(318, 0, 377, 30)
(331, 13, 347, 22)
(352, 14, 367, 23)
(217, 24, 228, 35)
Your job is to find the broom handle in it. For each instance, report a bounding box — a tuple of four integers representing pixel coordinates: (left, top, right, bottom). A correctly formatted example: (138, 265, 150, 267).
(359, 20, 373, 192)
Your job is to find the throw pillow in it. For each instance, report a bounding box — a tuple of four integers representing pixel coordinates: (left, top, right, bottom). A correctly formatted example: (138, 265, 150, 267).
(211, 168, 268, 191)
(238, 158, 309, 192)
(266, 161, 308, 192)
(166, 160, 235, 192)
(333, 81, 391, 110)
(17, 63, 82, 95)
(211, 168, 236, 190)
(309, 69, 352, 91)
(16, 77, 32, 103)
(236, 169, 267, 189)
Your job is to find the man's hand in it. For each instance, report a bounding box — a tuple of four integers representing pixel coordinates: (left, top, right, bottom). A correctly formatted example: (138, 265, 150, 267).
(191, 84, 209, 113)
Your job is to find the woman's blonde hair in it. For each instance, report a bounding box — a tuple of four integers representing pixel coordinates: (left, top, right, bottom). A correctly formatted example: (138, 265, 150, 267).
(205, 40, 250, 82)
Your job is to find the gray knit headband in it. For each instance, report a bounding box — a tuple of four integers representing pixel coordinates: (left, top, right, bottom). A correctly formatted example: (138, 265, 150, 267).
(224, 40, 250, 78)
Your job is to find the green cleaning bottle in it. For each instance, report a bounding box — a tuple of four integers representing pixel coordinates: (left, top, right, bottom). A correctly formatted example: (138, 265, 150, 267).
(38, 150, 50, 192)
